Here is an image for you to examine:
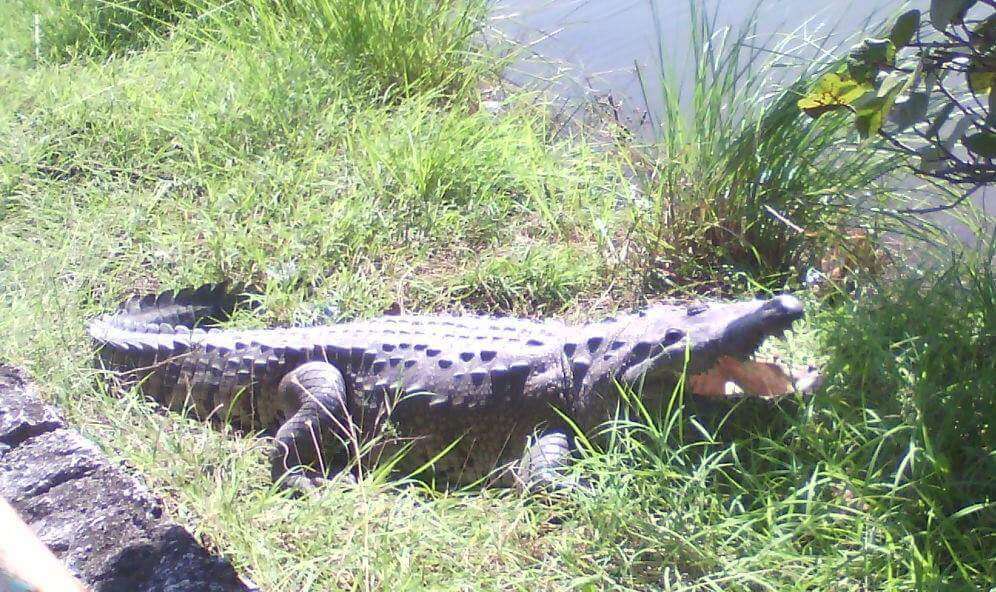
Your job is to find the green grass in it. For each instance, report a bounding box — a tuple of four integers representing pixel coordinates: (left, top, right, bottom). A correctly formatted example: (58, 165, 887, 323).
(0, 1, 993, 590)
(633, 2, 908, 287)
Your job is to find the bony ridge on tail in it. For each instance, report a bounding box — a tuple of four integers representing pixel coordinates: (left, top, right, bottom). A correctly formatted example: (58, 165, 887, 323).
(88, 283, 805, 492)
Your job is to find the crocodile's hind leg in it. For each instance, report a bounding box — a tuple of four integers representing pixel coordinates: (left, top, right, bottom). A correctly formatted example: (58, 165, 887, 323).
(272, 361, 356, 491)
(514, 428, 581, 493)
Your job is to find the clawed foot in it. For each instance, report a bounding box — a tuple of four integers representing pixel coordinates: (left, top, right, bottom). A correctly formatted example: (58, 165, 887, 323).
(276, 469, 358, 494)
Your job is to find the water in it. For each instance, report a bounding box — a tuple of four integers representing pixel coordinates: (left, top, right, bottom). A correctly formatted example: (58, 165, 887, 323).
(491, 0, 901, 135)
(489, 0, 992, 248)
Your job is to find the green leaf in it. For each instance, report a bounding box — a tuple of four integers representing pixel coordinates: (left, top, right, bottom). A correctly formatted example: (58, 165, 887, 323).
(917, 144, 948, 171)
(854, 74, 906, 139)
(969, 70, 995, 96)
(889, 92, 930, 131)
(967, 47, 996, 97)
(925, 101, 957, 138)
(971, 13, 996, 49)
(987, 88, 996, 126)
(944, 115, 974, 151)
(847, 38, 897, 84)
(854, 94, 900, 139)
(929, 0, 976, 31)
(797, 71, 872, 118)
(889, 10, 921, 48)
(879, 71, 910, 98)
(963, 131, 996, 157)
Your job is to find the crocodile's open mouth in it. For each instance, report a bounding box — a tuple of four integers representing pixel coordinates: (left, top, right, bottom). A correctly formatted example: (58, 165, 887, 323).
(631, 294, 815, 397)
(681, 295, 818, 397)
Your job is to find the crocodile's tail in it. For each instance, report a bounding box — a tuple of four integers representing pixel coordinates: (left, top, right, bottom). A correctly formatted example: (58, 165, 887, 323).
(93, 282, 248, 330)
(86, 282, 252, 354)
(87, 284, 255, 411)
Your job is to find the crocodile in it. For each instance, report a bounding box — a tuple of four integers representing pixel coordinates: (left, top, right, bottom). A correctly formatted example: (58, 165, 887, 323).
(88, 284, 805, 491)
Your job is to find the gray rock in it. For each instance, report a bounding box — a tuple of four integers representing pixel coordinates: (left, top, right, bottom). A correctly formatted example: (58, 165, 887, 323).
(0, 365, 254, 592)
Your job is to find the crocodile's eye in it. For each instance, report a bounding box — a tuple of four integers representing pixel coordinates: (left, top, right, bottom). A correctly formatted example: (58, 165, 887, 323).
(686, 304, 707, 316)
(663, 329, 684, 345)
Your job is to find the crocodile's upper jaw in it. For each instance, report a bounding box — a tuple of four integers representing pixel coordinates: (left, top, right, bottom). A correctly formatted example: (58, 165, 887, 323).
(617, 295, 805, 384)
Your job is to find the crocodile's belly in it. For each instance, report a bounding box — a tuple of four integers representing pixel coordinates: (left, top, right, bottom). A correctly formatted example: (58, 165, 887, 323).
(360, 396, 561, 487)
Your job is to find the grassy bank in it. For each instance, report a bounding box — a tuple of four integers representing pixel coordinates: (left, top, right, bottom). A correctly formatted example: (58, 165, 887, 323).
(0, 1, 992, 589)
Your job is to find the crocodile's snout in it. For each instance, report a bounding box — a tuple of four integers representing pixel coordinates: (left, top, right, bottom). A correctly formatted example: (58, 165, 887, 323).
(765, 295, 804, 322)
(716, 295, 805, 359)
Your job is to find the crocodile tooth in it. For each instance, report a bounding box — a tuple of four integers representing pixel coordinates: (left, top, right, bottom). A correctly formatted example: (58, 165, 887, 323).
(586, 336, 604, 352)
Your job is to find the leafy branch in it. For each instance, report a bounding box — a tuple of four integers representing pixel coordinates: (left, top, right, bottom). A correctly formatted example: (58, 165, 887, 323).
(798, 0, 996, 207)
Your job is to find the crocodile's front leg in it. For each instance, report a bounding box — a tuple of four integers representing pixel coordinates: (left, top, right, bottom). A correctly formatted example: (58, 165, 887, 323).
(514, 428, 580, 492)
(272, 361, 356, 491)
